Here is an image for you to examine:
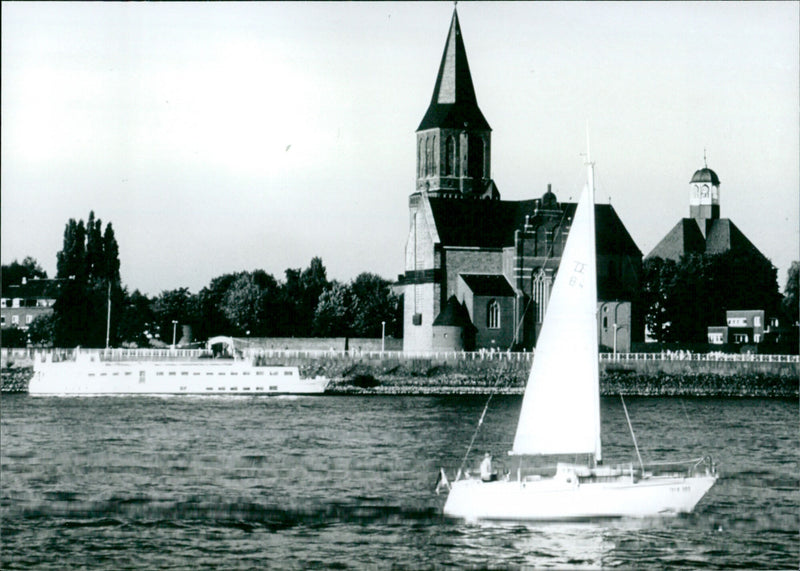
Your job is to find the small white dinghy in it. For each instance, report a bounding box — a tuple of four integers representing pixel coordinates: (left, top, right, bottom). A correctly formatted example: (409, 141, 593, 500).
(441, 148, 717, 522)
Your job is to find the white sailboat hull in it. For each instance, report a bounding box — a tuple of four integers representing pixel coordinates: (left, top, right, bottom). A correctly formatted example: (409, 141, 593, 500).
(29, 358, 328, 396)
(443, 472, 717, 522)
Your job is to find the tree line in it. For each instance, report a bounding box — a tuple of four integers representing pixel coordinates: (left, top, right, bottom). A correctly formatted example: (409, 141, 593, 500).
(3, 212, 798, 349)
(642, 251, 794, 344)
(2, 213, 401, 348)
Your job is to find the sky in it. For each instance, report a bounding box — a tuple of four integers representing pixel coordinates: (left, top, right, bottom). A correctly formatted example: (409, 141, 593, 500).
(2, 1, 798, 296)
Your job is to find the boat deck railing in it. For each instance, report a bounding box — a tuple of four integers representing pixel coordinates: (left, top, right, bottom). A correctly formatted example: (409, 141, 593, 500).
(643, 456, 716, 478)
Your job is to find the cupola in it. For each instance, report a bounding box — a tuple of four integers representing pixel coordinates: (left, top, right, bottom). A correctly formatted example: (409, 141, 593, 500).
(689, 154, 720, 224)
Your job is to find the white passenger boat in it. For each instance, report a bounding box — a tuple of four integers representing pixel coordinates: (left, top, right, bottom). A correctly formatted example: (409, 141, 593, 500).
(439, 147, 717, 522)
(29, 337, 328, 396)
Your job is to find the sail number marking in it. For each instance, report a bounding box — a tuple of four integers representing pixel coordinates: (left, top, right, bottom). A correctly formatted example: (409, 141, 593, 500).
(569, 261, 586, 289)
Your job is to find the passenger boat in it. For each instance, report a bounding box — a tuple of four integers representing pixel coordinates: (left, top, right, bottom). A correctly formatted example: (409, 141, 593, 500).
(29, 336, 328, 396)
(438, 146, 717, 521)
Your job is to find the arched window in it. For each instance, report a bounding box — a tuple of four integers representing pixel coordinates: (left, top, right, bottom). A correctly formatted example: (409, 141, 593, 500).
(468, 135, 484, 179)
(487, 299, 500, 329)
(425, 138, 431, 176)
(425, 136, 436, 177)
(418, 139, 424, 178)
(445, 136, 456, 176)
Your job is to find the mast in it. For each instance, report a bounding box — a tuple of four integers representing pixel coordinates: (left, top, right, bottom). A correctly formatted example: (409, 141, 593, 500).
(585, 135, 602, 464)
(511, 144, 602, 459)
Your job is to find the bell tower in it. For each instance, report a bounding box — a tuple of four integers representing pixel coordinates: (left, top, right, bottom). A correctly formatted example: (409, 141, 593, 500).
(689, 152, 720, 232)
(415, 8, 496, 199)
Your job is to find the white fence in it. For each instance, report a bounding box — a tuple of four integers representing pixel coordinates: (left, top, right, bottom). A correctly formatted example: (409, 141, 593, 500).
(3, 347, 798, 364)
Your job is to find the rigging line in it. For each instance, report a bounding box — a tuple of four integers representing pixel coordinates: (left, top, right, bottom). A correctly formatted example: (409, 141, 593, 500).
(620, 395, 645, 474)
(514, 197, 574, 340)
(457, 375, 505, 475)
(462, 186, 577, 473)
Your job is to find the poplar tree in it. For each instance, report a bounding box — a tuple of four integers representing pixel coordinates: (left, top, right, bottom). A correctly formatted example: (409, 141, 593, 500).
(53, 212, 122, 347)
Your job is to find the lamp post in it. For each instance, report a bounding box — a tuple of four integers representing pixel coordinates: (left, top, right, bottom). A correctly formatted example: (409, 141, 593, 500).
(172, 320, 178, 349)
(381, 321, 386, 354)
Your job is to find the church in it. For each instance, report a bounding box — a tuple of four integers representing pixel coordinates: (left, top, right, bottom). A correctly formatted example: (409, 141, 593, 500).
(647, 158, 769, 263)
(400, 9, 643, 353)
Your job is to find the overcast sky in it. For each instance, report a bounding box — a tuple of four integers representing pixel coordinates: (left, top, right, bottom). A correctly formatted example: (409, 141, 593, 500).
(2, 1, 798, 295)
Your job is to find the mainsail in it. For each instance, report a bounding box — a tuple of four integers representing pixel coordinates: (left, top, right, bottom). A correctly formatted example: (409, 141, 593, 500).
(511, 160, 601, 460)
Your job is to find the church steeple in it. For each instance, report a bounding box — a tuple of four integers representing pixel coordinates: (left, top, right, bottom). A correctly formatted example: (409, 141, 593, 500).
(689, 155, 721, 235)
(418, 9, 489, 131)
(416, 9, 496, 198)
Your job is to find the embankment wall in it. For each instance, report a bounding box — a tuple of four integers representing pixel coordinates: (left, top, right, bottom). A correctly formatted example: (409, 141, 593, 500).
(4, 353, 797, 397)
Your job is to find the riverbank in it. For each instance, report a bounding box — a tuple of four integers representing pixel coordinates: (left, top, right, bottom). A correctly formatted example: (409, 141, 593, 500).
(4, 359, 797, 397)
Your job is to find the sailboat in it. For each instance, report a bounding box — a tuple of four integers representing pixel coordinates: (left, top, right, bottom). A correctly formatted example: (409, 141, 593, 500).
(441, 150, 717, 521)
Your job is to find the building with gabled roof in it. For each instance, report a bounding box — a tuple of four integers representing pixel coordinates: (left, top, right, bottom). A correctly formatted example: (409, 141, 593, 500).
(647, 161, 769, 262)
(401, 9, 643, 352)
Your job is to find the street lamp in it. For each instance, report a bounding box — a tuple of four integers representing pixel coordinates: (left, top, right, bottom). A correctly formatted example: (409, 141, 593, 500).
(381, 321, 386, 354)
(172, 320, 178, 349)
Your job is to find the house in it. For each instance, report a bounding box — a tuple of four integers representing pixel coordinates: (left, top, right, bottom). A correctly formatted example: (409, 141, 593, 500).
(1, 278, 63, 330)
(708, 309, 777, 346)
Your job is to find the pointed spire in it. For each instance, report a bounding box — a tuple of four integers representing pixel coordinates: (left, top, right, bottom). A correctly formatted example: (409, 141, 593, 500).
(418, 8, 490, 131)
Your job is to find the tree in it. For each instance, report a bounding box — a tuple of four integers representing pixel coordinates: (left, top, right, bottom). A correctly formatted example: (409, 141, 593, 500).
(86, 211, 103, 279)
(1, 257, 47, 295)
(195, 273, 239, 340)
(27, 314, 56, 346)
(152, 288, 198, 345)
(250, 270, 283, 336)
(1, 327, 27, 348)
(56, 219, 87, 281)
(53, 213, 122, 347)
(280, 257, 331, 336)
(102, 223, 121, 283)
(641, 251, 782, 343)
(783, 262, 799, 325)
(313, 281, 352, 336)
(349, 273, 399, 338)
(222, 273, 264, 336)
(641, 257, 678, 343)
(311, 273, 400, 338)
(116, 289, 156, 347)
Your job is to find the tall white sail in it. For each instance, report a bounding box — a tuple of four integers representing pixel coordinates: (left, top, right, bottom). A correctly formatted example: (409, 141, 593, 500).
(511, 161, 601, 459)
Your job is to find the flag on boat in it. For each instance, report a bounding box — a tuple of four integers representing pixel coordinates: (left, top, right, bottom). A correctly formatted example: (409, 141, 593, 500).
(435, 468, 450, 495)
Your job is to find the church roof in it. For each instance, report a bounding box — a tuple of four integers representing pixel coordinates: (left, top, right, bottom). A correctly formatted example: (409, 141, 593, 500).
(425, 196, 642, 256)
(690, 167, 720, 185)
(417, 9, 490, 132)
(646, 218, 767, 261)
(647, 219, 707, 259)
(460, 274, 516, 297)
(705, 219, 762, 256)
(433, 295, 474, 328)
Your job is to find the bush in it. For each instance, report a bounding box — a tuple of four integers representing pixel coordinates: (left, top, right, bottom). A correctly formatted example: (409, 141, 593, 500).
(1, 327, 27, 348)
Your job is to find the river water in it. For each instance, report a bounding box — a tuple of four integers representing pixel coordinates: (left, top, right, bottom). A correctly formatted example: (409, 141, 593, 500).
(1, 394, 797, 569)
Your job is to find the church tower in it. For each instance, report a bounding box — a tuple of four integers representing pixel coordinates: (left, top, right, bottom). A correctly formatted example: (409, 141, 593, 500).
(415, 9, 497, 199)
(689, 153, 721, 236)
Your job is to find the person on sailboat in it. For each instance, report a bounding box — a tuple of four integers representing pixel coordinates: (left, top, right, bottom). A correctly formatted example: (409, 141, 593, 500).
(480, 452, 495, 482)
